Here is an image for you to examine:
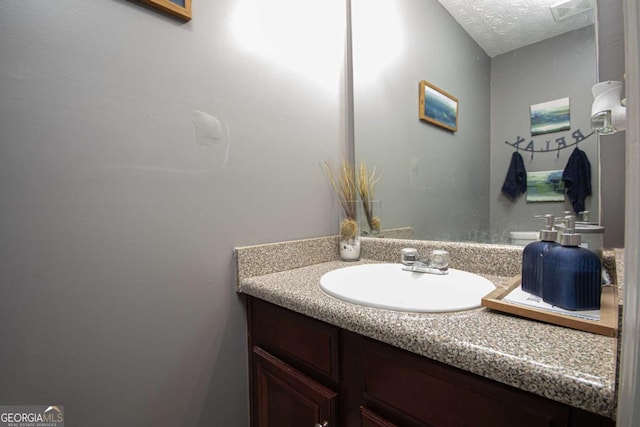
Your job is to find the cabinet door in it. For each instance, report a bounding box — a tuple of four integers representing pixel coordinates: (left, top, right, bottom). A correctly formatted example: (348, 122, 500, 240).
(250, 297, 340, 383)
(361, 406, 398, 427)
(253, 346, 337, 427)
(361, 339, 573, 427)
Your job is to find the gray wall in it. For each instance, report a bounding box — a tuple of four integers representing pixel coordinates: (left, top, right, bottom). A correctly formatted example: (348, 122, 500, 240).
(597, 0, 626, 248)
(489, 27, 598, 242)
(0, 1, 346, 426)
(352, 0, 491, 242)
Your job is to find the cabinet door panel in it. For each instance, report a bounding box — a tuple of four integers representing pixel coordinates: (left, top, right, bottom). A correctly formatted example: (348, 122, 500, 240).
(362, 340, 570, 427)
(361, 406, 398, 427)
(253, 346, 336, 427)
(250, 297, 340, 382)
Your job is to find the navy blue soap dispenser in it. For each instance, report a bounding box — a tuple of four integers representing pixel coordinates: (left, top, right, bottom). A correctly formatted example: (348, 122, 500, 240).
(542, 215, 602, 311)
(521, 214, 559, 297)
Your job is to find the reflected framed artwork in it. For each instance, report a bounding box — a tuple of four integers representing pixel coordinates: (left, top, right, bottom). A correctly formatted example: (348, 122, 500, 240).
(526, 170, 565, 202)
(530, 97, 570, 136)
(419, 80, 458, 132)
(141, 0, 192, 21)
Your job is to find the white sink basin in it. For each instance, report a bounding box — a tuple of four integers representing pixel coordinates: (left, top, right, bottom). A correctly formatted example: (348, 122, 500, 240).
(320, 263, 495, 312)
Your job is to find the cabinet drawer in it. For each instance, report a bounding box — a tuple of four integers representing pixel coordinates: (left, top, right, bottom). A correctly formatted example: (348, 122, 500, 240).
(249, 297, 340, 382)
(361, 339, 571, 427)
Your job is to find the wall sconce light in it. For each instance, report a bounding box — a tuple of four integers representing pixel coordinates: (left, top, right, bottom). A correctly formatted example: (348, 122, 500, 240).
(591, 80, 627, 135)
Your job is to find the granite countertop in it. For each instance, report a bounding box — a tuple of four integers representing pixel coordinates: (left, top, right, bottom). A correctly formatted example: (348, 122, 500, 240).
(235, 236, 619, 419)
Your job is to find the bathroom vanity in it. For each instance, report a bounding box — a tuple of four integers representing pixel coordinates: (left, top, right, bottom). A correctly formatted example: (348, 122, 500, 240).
(236, 236, 618, 426)
(248, 296, 612, 427)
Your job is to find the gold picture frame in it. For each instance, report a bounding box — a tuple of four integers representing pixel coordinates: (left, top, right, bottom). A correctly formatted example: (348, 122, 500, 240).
(419, 80, 458, 132)
(142, 0, 192, 21)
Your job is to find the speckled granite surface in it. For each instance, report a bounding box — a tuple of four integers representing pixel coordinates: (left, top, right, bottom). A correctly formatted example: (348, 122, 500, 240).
(374, 226, 414, 239)
(236, 235, 340, 281)
(612, 248, 625, 303)
(235, 236, 619, 419)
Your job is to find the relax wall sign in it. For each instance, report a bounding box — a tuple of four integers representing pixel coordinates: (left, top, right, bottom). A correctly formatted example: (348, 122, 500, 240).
(504, 128, 593, 158)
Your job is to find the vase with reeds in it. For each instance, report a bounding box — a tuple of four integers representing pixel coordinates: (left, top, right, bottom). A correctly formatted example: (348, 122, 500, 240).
(358, 162, 382, 236)
(338, 199, 361, 260)
(360, 200, 381, 236)
(322, 160, 362, 261)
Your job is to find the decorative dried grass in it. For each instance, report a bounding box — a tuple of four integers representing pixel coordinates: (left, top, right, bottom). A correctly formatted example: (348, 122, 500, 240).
(321, 159, 358, 220)
(358, 161, 382, 233)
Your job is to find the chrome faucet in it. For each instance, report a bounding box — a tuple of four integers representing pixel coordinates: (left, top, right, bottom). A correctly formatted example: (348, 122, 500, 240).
(400, 248, 449, 275)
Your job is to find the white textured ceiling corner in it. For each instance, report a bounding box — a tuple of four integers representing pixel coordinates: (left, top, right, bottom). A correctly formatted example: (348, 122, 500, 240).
(438, 0, 595, 57)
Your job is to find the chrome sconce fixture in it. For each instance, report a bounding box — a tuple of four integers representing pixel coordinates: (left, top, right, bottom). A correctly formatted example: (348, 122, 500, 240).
(591, 80, 627, 135)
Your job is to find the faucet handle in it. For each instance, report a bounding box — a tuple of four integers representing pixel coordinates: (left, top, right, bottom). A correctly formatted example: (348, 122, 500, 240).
(401, 248, 418, 265)
(430, 250, 450, 269)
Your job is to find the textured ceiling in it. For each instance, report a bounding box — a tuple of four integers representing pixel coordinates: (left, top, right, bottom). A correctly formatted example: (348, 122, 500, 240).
(438, 0, 595, 57)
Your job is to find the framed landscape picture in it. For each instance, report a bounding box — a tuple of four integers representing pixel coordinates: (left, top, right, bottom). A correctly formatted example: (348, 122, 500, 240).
(419, 80, 458, 132)
(141, 0, 192, 21)
(530, 97, 570, 136)
(526, 170, 565, 202)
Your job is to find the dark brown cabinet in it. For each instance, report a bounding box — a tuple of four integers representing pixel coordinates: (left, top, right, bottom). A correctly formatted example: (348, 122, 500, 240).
(247, 296, 614, 427)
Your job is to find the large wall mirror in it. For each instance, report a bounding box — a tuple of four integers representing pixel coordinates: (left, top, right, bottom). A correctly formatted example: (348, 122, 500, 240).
(352, 0, 600, 244)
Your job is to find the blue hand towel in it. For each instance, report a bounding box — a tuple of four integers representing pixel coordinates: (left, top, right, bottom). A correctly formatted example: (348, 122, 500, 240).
(501, 151, 527, 199)
(562, 147, 592, 213)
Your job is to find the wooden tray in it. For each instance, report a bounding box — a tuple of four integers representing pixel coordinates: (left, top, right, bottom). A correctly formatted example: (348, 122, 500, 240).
(481, 276, 619, 337)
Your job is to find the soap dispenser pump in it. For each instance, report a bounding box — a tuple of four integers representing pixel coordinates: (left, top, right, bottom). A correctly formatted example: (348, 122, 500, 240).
(542, 215, 602, 311)
(521, 214, 560, 297)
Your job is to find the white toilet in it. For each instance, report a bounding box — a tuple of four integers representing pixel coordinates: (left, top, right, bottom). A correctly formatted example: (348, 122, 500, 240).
(509, 231, 540, 246)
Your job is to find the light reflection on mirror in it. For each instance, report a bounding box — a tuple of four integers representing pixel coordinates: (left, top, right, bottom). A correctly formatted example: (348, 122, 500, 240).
(351, 0, 405, 85)
(352, 0, 598, 244)
(231, 0, 344, 93)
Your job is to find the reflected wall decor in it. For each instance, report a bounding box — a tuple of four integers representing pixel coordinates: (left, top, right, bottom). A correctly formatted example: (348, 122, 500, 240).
(141, 0, 192, 21)
(526, 170, 565, 202)
(530, 97, 571, 135)
(419, 80, 458, 132)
